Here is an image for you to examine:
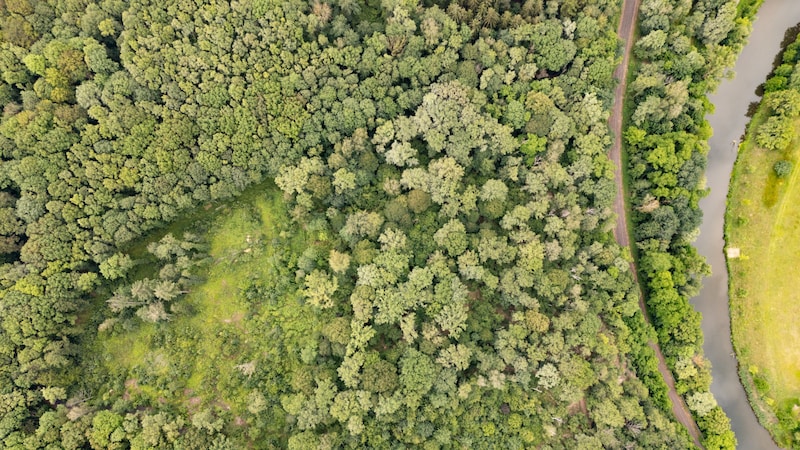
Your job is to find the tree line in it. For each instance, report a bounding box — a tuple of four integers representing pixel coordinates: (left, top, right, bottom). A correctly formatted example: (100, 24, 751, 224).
(623, 0, 771, 448)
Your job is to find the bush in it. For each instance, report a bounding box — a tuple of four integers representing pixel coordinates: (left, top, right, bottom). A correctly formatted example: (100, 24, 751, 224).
(764, 76, 787, 93)
(757, 116, 794, 151)
(753, 376, 770, 394)
(774, 160, 793, 178)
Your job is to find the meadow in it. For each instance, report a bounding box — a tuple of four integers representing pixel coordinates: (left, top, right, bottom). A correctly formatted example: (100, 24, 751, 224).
(726, 109, 800, 442)
(82, 186, 316, 444)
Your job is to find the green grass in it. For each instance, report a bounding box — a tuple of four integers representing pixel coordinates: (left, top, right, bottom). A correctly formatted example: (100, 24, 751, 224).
(93, 185, 318, 426)
(726, 112, 800, 418)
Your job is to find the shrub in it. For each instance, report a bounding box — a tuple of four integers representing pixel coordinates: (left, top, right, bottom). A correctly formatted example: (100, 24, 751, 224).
(757, 116, 794, 151)
(774, 160, 793, 178)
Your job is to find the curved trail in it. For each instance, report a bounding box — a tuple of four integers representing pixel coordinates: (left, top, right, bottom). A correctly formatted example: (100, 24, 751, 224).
(608, 0, 704, 447)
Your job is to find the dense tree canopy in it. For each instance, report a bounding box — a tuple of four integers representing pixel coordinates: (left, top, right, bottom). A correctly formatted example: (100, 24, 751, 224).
(0, 0, 752, 447)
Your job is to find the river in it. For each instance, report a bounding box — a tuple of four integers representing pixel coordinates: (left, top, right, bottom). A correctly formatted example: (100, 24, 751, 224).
(692, 0, 800, 449)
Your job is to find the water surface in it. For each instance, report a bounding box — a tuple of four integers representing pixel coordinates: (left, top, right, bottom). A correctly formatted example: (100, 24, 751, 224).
(693, 1, 800, 448)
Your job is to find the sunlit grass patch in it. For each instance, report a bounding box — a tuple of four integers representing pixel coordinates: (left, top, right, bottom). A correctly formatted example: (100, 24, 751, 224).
(100, 321, 155, 371)
(727, 115, 800, 414)
(95, 184, 316, 420)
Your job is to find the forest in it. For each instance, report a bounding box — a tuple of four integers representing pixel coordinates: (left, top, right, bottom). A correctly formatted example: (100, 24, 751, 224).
(0, 0, 750, 448)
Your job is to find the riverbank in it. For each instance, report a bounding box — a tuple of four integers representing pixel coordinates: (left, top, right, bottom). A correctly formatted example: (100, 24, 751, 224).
(725, 27, 800, 448)
(692, 1, 800, 448)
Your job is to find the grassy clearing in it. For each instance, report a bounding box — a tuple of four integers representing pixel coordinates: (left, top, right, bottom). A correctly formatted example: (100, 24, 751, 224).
(93, 185, 317, 425)
(726, 112, 800, 415)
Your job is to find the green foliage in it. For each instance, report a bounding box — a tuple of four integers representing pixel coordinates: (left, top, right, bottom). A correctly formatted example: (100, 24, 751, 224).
(0, 0, 737, 447)
(89, 410, 124, 449)
(625, 0, 761, 446)
(757, 115, 795, 151)
(687, 391, 718, 416)
(303, 269, 339, 309)
(698, 407, 737, 450)
(774, 160, 793, 178)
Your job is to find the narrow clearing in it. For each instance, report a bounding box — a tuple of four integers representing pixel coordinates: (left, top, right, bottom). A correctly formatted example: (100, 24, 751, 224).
(608, 0, 704, 447)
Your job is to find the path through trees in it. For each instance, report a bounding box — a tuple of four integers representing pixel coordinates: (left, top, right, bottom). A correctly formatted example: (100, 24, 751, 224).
(608, 0, 704, 447)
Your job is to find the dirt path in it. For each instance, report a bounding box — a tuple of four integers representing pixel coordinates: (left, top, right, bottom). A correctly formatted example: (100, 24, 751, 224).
(608, 0, 704, 448)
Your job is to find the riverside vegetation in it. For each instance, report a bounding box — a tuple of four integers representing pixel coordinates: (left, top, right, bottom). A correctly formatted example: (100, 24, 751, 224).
(619, 0, 780, 448)
(0, 0, 751, 448)
(726, 25, 800, 449)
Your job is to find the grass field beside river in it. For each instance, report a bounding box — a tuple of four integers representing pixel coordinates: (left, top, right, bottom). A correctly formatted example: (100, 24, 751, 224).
(726, 109, 800, 442)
